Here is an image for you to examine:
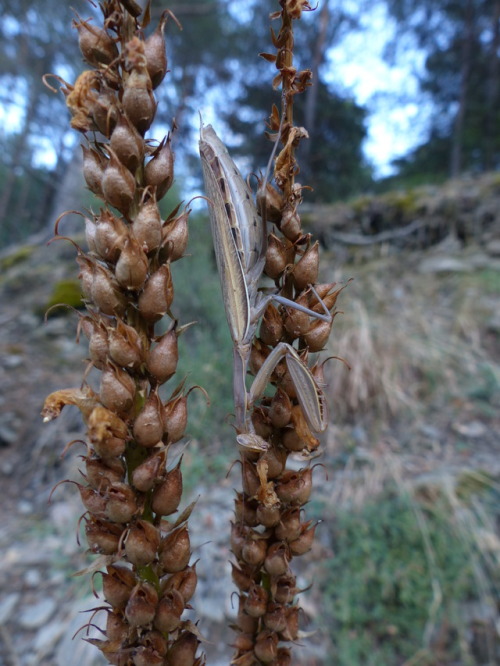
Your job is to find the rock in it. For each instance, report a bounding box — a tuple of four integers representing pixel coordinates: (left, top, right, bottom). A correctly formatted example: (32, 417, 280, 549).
(18, 598, 57, 629)
(419, 256, 469, 273)
(0, 593, 20, 623)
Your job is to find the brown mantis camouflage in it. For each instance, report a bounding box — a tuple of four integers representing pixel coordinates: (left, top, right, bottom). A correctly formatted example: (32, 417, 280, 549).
(199, 123, 331, 448)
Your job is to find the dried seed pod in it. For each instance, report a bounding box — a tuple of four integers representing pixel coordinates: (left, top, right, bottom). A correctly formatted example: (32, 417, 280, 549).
(133, 647, 164, 666)
(274, 508, 302, 542)
(274, 574, 297, 605)
(236, 600, 259, 634)
(92, 88, 118, 137)
(163, 564, 198, 604)
(99, 362, 136, 415)
(252, 407, 273, 440)
(263, 602, 287, 633)
(275, 647, 292, 666)
(114, 235, 149, 290)
(264, 542, 290, 576)
(276, 468, 313, 506)
(125, 520, 160, 567)
(133, 195, 163, 253)
(85, 517, 123, 554)
(230, 523, 248, 560)
(154, 589, 184, 633)
(231, 562, 254, 592)
(102, 148, 136, 214)
(87, 406, 128, 456)
(163, 395, 187, 443)
(264, 233, 288, 279)
(122, 54, 157, 134)
(85, 456, 125, 488)
(73, 17, 118, 66)
(280, 606, 300, 641)
(104, 481, 138, 523)
(283, 291, 312, 339)
(93, 208, 128, 263)
(241, 533, 267, 567)
(146, 327, 178, 384)
(132, 450, 166, 492)
(244, 583, 268, 618)
(133, 389, 164, 448)
(254, 630, 278, 663)
(125, 581, 158, 627)
(303, 316, 333, 352)
(106, 610, 129, 643)
(289, 522, 317, 556)
(86, 318, 109, 369)
(280, 203, 302, 241)
(241, 459, 260, 498)
(76, 254, 94, 300)
(144, 12, 169, 88)
(234, 493, 258, 527)
(257, 181, 284, 224)
(233, 633, 254, 653)
(260, 444, 287, 479)
(165, 630, 200, 666)
(91, 263, 128, 316)
(102, 565, 137, 609)
(255, 502, 281, 528)
(110, 112, 144, 173)
(158, 525, 191, 573)
(108, 319, 143, 370)
(161, 208, 189, 262)
(269, 388, 292, 428)
(78, 484, 108, 518)
(259, 303, 283, 347)
(82, 145, 107, 197)
(138, 263, 174, 322)
(151, 460, 183, 516)
(139, 631, 168, 658)
(144, 135, 174, 200)
(292, 241, 319, 290)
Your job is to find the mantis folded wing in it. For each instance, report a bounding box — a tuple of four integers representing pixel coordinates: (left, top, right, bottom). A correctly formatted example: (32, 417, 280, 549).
(199, 123, 330, 438)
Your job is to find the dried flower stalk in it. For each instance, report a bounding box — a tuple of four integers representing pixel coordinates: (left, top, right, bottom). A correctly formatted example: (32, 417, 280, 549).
(229, 2, 346, 664)
(42, 2, 204, 664)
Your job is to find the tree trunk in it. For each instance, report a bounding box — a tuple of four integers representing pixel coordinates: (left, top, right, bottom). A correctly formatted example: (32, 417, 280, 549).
(484, 0, 500, 171)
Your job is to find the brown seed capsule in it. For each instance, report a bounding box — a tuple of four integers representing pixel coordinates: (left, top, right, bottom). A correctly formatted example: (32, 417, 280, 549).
(274, 574, 297, 605)
(132, 450, 166, 492)
(125, 581, 158, 627)
(91, 263, 128, 317)
(123, 65, 156, 135)
(99, 362, 136, 415)
(233, 633, 254, 653)
(93, 208, 127, 264)
(151, 461, 183, 516)
(102, 565, 137, 609)
(87, 405, 128, 457)
(260, 444, 288, 479)
(144, 13, 169, 89)
(236, 601, 259, 634)
(241, 459, 260, 498)
(92, 88, 118, 137)
(249, 339, 271, 377)
(163, 564, 198, 604)
(76, 255, 94, 301)
(289, 522, 317, 556)
(154, 589, 184, 633)
(230, 523, 248, 560)
(251, 407, 273, 440)
(133, 389, 164, 448)
(144, 135, 174, 200)
(158, 525, 191, 573)
(269, 388, 292, 428)
(86, 318, 109, 370)
(138, 263, 174, 322)
(260, 303, 283, 347)
(165, 630, 200, 666)
(82, 145, 106, 197)
(133, 647, 164, 666)
(104, 481, 138, 523)
(275, 647, 292, 666)
(244, 583, 268, 618)
(280, 606, 300, 641)
(303, 316, 333, 352)
(276, 468, 313, 506)
(110, 112, 144, 172)
(264, 602, 287, 633)
(146, 328, 178, 384)
(234, 493, 258, 527)
(264, 542, 290, 576)
(85, 456, 125, 489)
(78, 485, 107, 518)
(115, 235, 149, 290)
(125, 520, 160, 567)
(85, 517, 123, 554)
(292, 241, 319, 291)
(106, 610, 129, 643)
(264, 233, 288, 280)
(132, 195, 163, 254)
(102, 148, 136, 214)
(241, 533, 267, 567)
(257, 181, 285, 224)
(256, 502, 281, 528)
(73, 17, 118, 66)
(163, 395, 187, 443)
(140, 631, 168, 657)
(161, 209, 189, 262)
(282, 427, 305, 453)
(231, 562, 254, 592)
(280, 203, 302, 241)
(108, 319, 143, 370)
(254, 631, 278, 663)
(275, 508, 302, 542)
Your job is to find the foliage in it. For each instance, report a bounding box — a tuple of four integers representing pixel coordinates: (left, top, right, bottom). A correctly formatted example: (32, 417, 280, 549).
(322, 489, 484, 665)
(45, 279, 83, 314)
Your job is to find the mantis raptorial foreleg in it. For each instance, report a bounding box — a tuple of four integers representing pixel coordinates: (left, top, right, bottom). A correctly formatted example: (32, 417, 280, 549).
(199, 123, 331, 439)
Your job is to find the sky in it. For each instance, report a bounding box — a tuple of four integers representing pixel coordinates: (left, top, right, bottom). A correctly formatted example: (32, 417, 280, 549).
(0, 3, 429, 178)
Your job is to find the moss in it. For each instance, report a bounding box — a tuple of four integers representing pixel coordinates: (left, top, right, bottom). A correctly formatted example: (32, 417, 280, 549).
(44, 279, 84, 315)
(0, 245, 36, 271)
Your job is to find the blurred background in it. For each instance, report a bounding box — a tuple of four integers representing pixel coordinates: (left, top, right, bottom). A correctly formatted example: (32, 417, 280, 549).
(0, 0, 499, 664)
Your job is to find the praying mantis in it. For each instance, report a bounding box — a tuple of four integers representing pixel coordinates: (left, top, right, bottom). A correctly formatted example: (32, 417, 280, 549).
(199, 123, 331, 448)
